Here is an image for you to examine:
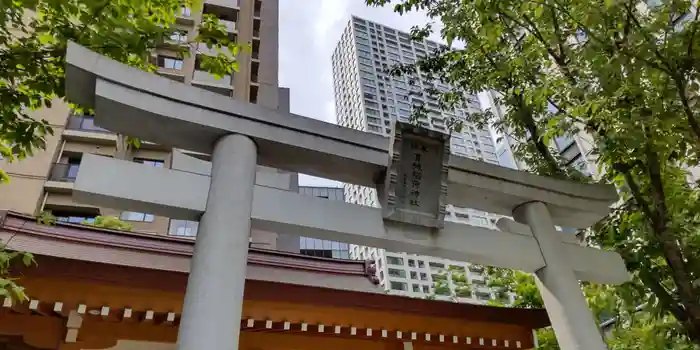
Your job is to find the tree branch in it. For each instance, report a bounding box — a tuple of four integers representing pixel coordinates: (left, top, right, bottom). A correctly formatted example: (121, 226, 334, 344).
(638, 268, 689, 326)
(671, 74, 700, 144)
(687, 8, 700, 60)
(644, 142, 700, 332)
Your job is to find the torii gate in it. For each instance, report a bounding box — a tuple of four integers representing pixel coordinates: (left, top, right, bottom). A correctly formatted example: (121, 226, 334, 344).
(65, 42, 628, 350)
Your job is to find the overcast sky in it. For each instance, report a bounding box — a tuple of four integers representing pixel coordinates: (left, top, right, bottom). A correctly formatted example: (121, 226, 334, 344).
(277, 0, 436, 187)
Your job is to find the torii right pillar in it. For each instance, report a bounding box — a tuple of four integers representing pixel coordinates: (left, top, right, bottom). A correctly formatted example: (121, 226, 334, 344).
(514, 201, 607, 350)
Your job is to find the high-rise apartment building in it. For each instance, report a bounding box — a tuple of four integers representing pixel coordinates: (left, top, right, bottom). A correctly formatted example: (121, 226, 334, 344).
(332, 15, 500, 211)
(0, 0, 288, 244)
(332, 16, 507, 304)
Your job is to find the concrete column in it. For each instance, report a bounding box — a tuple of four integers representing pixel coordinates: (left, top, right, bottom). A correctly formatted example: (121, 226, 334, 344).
(176, 133, 257, 350)
(513, 201, 606, 350)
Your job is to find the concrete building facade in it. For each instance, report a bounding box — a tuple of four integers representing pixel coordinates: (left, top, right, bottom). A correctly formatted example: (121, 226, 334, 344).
(349, 247, 513, 305)
(332, 16, 506, 303)
(0, 0, 286, 244)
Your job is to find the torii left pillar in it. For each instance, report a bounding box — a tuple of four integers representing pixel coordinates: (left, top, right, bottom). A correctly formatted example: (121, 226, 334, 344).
(176, 134, 257, 350)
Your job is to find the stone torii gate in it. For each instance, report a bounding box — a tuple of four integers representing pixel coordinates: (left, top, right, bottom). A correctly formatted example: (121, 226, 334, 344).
(65, 42, 628, 350)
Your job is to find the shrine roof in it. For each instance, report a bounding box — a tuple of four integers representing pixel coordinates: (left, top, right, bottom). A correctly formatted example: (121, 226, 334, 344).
(0, 210, 550, 329)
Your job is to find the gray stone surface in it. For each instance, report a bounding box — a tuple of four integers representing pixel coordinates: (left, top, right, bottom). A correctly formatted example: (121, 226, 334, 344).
(177, 134, 257, 350)
(515, 202, 608, 350)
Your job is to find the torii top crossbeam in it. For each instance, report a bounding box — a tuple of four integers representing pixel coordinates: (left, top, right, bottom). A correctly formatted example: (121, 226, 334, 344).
(66, 42, 616, 229)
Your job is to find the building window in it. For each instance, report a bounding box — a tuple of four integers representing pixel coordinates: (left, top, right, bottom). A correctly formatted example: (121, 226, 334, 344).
(170, 30, 188, 43)
(66, 160, 81, 179)
(159, 56, 184, 70)
(422, 285, 430, 293)
(412, 284, 420, 292)
(418, 260, 425, 268)
(420, 272, 428, 280)
(299, 237, 350, 259)
(169, 219, 198, 237)
(389, 281, 407, 291)
(388, 268, 406, 278)
(410, 271, 418, 280)
(180, 7, 191, 16)
(476, 292, 491, 301)
(386, 256, 404, 265)
(134, 158, 164, 168)
(455, 211, 469, 221)
(120, 211, 154, 222)
(56, 216, 95, 224)
(408, 259, 415, 267)
(429, 262, 445, 269)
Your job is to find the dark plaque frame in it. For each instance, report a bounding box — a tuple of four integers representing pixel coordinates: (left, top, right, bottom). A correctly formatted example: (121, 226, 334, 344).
(377, 121, 450, 228)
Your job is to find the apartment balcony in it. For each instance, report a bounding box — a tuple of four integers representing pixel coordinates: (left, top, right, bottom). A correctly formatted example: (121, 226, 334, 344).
(156, 66, 186, 83)
(202, 0, 239, 35)
(469, 264, 485, 273)
(252, 40, 260, 60)
(470, 274, 487, 285)
(204, 0, 240, 11)
(44, 163, 80, 193)
(193, 70, 232, 85)
(254, 0, 261, 17)
(220, 19, 238, 33)
(43, 192, 100, 216)
(66, 115, 110, 133)
(253, 18, 260, 38)
(176, 7, 195, 24)
(63, 115, 118, 145)
(196, 43, 235, 58)
(192, 70, 234, 96)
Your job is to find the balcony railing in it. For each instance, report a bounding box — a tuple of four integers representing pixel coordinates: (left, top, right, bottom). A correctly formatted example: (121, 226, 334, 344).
(193, 70, 232, 85)
(49, 163, 80, 182)
(66, 115, 111, 133)
(220, 19, 237, 33)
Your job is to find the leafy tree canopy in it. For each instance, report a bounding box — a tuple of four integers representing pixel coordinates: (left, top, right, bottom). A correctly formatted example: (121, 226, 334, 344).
(0, 0, 243, 182)
(367, 0, 700, 347)
(0, 0, 242, 303)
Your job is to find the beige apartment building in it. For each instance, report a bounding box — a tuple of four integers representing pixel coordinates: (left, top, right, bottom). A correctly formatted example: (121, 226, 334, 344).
(0, 0, 289, 239)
